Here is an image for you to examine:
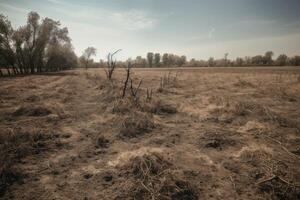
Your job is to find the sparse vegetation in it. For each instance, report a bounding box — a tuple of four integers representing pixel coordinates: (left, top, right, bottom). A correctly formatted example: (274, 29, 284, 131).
(1, 5, 300, 200)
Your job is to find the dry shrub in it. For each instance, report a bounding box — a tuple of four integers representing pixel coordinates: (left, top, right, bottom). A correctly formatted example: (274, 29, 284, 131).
(128, 152, 171, 178)
(112, 98, 137, 114)
(120, 152, 199, 200)
(144, 99, 177, 115)
(0, 127, 61, 196)
(119, 112, 155, 138)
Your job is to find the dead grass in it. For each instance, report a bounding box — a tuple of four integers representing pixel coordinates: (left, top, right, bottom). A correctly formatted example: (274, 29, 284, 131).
(199, 131, 238, 151)
(143, 99, 177, 115)
(1, 68, 299, 199)
(12, 103, 67, 118)
(119, 111, 155, 138)
(0, 127, 61, 196)
(13, 105, 52, 117)
(233, 78, 255, 88)
(96, 136, 110, 148)
(236, 147, 300, 199)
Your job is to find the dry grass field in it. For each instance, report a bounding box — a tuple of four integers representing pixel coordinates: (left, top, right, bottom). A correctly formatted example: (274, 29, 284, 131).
(1, 67, 300, 199)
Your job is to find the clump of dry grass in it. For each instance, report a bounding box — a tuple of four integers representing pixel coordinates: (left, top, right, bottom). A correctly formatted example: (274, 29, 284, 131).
(119, 112, 155, 138)
(0, 127, 61, 196)
(199, 131, 237, 151)
(112, 98, 135, 114)
(120, 152, 199, 200)
(258, 176, 300, 200)
(236, 147, 300, 199)
(143, 99, 177, 115)
(12, 103, 67, 119)
(128, 152, 171, 178)
(230, 101, 278, 121)
(13, 105, 52, 117)
(157, 71, 180, 93)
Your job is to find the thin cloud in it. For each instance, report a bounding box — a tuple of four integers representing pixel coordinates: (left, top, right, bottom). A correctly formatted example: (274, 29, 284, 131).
(112, 10, 156, 30)
(46, 0, 67, 5)
(0, 3, 28, 13)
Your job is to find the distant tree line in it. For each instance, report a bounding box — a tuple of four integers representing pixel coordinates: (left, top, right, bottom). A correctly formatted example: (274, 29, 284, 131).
(132, 53, 187, 68)
(187, 51, 300, 67)
(0, 12, 77, 76)
(81, 50, 300, 69)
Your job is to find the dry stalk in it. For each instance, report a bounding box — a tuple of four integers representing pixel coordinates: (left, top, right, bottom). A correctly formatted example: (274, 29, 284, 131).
(104, 49, 121, 80)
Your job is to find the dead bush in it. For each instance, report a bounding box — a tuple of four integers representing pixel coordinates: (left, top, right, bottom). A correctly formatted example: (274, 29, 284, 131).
(258, 176, 300, 200)
(157, 71, 180, 93)
(119, 112, 155, 138)
(119, 152, 199, 200)
(126, 152, 172, 178)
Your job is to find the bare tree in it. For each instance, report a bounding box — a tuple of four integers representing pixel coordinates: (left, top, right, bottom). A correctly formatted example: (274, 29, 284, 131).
(105, 49, 121, 80)
(82, 47, 96, 69)
(122, 62, 132, 98)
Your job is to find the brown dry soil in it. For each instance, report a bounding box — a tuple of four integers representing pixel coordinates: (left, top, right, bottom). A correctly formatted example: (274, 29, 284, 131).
(1, 67, 300, 200)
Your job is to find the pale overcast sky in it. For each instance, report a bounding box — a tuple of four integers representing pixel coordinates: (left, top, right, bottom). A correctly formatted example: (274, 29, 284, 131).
(1, 0, 300, 61)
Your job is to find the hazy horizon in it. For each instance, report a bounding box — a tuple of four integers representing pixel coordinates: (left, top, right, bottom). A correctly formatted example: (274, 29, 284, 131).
(1, 0, 300, 61)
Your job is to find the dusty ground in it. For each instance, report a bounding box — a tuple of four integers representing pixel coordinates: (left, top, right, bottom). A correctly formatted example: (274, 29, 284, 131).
(0, 67, 300, 200)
